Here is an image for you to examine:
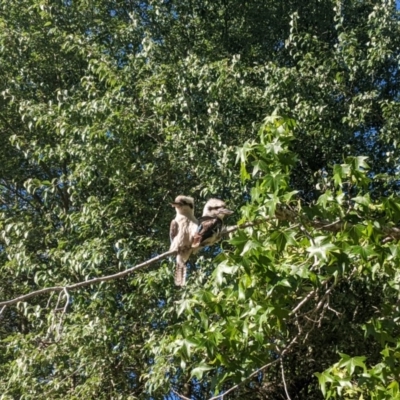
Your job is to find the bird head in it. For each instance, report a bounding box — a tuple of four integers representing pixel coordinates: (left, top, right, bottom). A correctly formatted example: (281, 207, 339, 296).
(171, 195, 195, 216)
(203, 198, 233, 219)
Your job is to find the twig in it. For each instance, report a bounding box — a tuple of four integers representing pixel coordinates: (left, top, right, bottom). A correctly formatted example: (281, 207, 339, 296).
(222, 220, 264, 235)
(171, 388, 192, 400)
(280, 359, 292, 400)
(56, 288, 70, 337)
(290, 289, 317, 315)
(316, 219, 341, 230)
(62, 288, 70, 315)
(382, 236, 394, 244)
(315, 282, 336, 312)
(149, 190, 171, 227)
(304, 315, 319, 324)
(299, 223, 315, 245)
(327, 304, 341, 317)
(54, 290, 64, 312)
(45, 291, 56, 309)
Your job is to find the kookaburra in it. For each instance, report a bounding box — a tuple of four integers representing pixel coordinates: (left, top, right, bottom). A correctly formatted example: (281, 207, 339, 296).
(169, 195, 198, 287)
(192, 198, 233, 249)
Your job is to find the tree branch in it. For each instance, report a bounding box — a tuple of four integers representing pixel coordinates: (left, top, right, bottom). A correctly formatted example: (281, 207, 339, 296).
(281, 358, 292, 400)
(171, 388, 192, 400)
(0, 250, 176, 311)
(224, 207, 400, 241)
(2, 207, 399, 312)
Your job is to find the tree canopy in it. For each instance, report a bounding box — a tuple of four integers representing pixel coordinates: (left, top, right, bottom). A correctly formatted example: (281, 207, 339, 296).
(1, 0, 400, 399)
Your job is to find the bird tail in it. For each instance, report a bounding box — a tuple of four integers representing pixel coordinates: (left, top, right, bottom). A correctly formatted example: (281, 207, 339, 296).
(174, 255, 187, 287)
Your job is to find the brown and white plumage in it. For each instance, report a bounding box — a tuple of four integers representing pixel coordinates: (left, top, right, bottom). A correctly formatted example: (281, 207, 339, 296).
(169, 195, 198, 286)
(192, 198, 233, 249)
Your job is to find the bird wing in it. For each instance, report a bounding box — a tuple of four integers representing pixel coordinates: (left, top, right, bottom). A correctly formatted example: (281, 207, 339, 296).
(192, 216, 222, 248)
(170, 219, 179, 243)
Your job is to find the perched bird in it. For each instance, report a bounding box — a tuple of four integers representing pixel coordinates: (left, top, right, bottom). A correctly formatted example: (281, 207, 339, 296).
(169, 195, 198, 287)
(192, 198, 233, 249)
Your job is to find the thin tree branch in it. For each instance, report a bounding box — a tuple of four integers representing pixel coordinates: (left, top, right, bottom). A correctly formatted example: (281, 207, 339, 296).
(149, 190, 171, 227)
(223, 219, 265, 235)
(2, 207, 399, 311)
(280, 359, 292, 400)
(290, 289, 317, 315)
(171, 388, 192, 400)
(0, 219, 265, 310)
(55, 288, 70, 338)
(0, 250, 176, 308)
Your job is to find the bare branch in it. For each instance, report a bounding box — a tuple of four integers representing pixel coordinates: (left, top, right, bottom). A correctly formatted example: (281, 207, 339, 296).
(0, 250, 176, 309)
(45, 291, 56, 309)
(290, 289, 317, 315)
(280, 359, 292, 400)
(327, 304, 342, 317)
(62, 288, 70, 315)
(149, 190, 171, 227)
(54, 290, 64, 312)
(171, 388, 192, 400)
(55, 288, 70, 338)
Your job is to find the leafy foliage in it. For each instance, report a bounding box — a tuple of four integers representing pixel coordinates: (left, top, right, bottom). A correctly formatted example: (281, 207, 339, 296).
(0, 0, 400, 399)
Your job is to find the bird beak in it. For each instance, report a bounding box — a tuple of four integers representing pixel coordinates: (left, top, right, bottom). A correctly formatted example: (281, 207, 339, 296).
(220, 208, 234, 215)
(170, 202, 181, 207)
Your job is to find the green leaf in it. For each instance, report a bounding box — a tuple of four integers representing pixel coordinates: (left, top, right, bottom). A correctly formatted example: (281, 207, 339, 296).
(240, 238, 261, 256)
(307, 237, 338, 261)
(240, 162, 251, 182)
(315, 371, 334, 397)
(213, 262, 238, 285)
(190, 363, 213, 380)
(338, 353, 367, 374)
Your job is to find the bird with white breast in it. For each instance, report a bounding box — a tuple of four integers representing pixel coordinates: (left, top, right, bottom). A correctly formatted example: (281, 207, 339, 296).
(169, 195, 198, 287)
